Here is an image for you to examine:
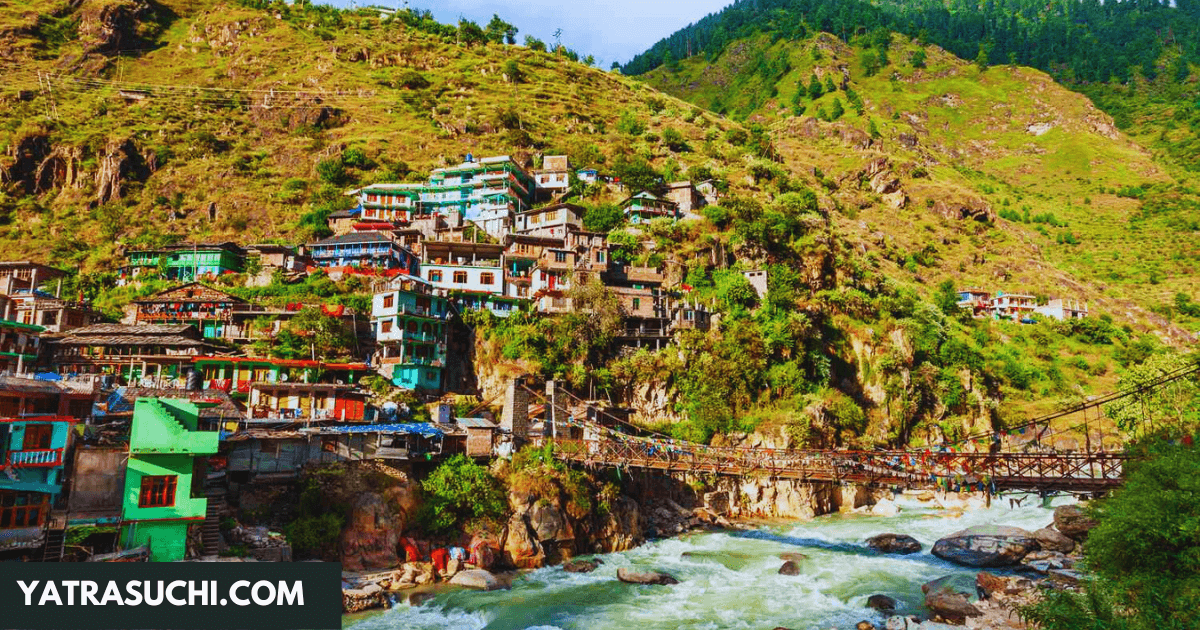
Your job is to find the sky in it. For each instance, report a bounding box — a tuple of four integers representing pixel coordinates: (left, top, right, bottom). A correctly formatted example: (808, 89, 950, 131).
(324, 0, 732, 67)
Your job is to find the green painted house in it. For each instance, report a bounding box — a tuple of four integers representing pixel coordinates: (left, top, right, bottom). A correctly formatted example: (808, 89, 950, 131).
(119, 398, 218, 562)
(123, 243, 245, 282)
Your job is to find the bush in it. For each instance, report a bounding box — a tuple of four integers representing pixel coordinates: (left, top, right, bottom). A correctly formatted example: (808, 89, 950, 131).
(286, 513, 343, 558)
(418, 455, 506, 534)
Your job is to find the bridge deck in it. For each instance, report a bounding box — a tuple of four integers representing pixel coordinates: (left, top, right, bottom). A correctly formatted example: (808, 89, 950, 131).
(537, 438, 1127, 493)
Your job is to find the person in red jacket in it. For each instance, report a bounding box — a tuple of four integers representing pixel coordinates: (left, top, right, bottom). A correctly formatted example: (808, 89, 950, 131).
(430, 547, 449, 575)
(401, 538, 421, 563)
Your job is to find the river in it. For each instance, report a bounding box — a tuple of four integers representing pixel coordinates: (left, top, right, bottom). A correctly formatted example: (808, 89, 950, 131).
(346, 492, 1068, 630)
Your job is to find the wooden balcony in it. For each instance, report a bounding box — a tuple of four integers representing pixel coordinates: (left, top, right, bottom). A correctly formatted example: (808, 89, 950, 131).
(1, 448, 65, 469)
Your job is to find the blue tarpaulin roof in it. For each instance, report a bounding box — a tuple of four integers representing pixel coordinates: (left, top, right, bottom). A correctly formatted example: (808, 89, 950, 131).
(307, 423, 443, 438)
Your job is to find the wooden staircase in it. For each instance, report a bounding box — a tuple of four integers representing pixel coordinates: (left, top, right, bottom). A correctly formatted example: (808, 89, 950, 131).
(41, 512, 68, 562)
(201, 487, 225, 557)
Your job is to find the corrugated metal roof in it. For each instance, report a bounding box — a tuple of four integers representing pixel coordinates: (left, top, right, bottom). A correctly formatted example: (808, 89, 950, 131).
(305, 423, 443, 438)
(455, 417, 497, 429)
(57, 323, 198, 336)
(308, 231, 395, 246)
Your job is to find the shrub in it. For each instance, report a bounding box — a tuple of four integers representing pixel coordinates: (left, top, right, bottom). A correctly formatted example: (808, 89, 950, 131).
(418, 455, 506, 533)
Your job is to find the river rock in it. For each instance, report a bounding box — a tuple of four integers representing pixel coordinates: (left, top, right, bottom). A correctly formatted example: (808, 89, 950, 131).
(975, 571, 1010, 599)
(867, 594, 898, 612)
(778, 560, 801, 575)
(616, 568, 679, 585)
(871, 498, 901, 517)
(866, 533, 922, 554)
(407, 591, 435, 606)
(885, 616, 922, 630)
(857, 622, 877, 630)
(563, 558, 601, 573)
(931, 525, 1038, 567)
(924, 588, 982, 623)
(449, 569, 503, 591)
(1053, 505, 1097, 540)
(1033, 527, 1076, 553)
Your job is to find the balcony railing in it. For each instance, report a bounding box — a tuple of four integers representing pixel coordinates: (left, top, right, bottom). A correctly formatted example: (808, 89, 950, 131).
(3, 448, 65, 469)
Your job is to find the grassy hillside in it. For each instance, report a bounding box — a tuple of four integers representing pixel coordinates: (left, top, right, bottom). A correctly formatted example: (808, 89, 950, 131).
(0, 0, 749, 270)
(641, 33, 1200, 341)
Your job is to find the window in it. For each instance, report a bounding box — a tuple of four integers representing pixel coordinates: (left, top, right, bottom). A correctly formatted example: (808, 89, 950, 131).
(382, 294, 394, 309)
(632, 298, 641, 311)
(596, 251, 605, 263)
(480, 272, 495, 286)
(407, 321, 418, 333)
(22, 424, 52, 450)
(429, 270, 443, 282)
(554, 252, 568, 263)
(453, 271, 468, 284)
(138, 475, 178, 508)
(0, 492, 48, 528)
(381, 320, 393, 334)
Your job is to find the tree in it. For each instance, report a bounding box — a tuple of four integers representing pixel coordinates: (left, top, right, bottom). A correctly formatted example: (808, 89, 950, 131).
(419, 455, 506, 533)
(861, 49, 881, 77)
(807, 73, 824, 99)
(524, 35, 546, 52)
(610, 61, 620, 71)
(868, 118, 881, 139)
(457, 19, 486, 47)
(663, 49, 679, 73)
(661, 127, 689, 152)
(484, 14, 517, 45)
(934, 280, 960, 316)
(615, 109, 645, 137)
(582, 203, 624, 232)
(910, 49, 927, 68)
(975, 41, 992, 71)
(503, 59, 524, 83)
(315, 157, 347, 186)
(583, 54, 595, 66)
(830, 98, 845, 120)
(824, 75, 837, 94)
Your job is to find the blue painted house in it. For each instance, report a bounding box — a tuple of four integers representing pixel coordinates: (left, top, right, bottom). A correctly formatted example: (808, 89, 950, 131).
(306, 231, 420, 273)
(371, 276, 450, 391)
(0, 416, 75, 553)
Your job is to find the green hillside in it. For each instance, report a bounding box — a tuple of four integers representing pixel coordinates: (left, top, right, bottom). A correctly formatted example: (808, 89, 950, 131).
(639, 32, 1200, 341)
(0, 0, 1195, 446)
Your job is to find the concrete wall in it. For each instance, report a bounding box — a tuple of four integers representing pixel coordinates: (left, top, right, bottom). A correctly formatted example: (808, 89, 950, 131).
(68, 447, 127, 516)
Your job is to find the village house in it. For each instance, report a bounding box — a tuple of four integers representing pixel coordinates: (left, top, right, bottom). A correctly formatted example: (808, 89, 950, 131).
(957, 288, 993, 318)
(306, 231, 420, 273)
(512, 202, 585, 238)
(621, 191, 679, 224)
(0, 414, 76, 557)
(565, 229, 610, 274)
(244, 243, 311, 274)
(421, 240, 523, 317)
(118, 398, 218, 562)
(671, 298, 714, 333)
(504, 234, 562, 301)
(665, 181, 707, 218)
(0, 317, 42, 374)
(194, 356, 370, 395)
(355, 183, 424, 223)
(532, 246, 579, 314)
(246, 382, 369, 424)
(371, 276, 450, 391)
(122, 243, 246, 283)
(576, 168, 600, 185)
(0, 261, 69, 297)
(1035, 298, 1090, 321)
(326, 208, 360, 236)
(8, 292, 102, 333)
(605, 265, 671, 349)
(990, 292, 1038, 322)
(533, 155, 572, 200)
(45, 323, 217, 385)
(0, 375, 95, 420)
(743, 270, 769, 301)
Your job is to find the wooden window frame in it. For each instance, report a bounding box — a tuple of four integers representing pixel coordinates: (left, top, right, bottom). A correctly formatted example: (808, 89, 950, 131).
(138, 475, 178, 508)
(22, 424, 52, 450)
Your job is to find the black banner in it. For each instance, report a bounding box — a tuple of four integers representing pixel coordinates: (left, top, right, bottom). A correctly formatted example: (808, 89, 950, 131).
(0, 562, 343, 629)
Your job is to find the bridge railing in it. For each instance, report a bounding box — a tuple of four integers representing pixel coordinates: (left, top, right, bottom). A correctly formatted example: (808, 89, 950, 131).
(533, 437, 1130, 490)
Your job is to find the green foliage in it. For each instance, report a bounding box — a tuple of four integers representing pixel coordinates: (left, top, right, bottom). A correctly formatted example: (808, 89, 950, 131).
(286, 513, 344, 557)
(582, 202, 625, 232)
(807, 73, 824, 99)
(524, 35, 546, 52)
(615, 109, 645, 137)
(934, 279, 960, 316)
(1103, 352, 1200, 438)
(1025, 444, 1200, 630)
(418, 455, 506, 534)
(661, 127, 689, 152)
(910, 49, 927, 68)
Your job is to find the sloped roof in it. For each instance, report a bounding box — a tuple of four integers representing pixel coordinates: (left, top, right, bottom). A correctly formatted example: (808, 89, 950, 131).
(134, 283, 246, 304)
(308, 231, 396, 247)
(105, 387, 241, 419)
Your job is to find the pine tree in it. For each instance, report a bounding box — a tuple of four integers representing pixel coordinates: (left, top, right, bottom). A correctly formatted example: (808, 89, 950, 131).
(824, 75, 837, 93)
(910, 49, 926, 68)
(868, 118, 881, 139)
(830, 98, 845, 120)
(807, 73, 824, 99)
(975, 42, 991, 71)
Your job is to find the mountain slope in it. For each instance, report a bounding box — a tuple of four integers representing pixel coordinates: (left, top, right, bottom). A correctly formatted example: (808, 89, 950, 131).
(639, 32, 1200, 340)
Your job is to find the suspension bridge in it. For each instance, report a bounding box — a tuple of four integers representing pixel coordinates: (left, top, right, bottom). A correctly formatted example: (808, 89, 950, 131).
(520, 360, 1200, 495)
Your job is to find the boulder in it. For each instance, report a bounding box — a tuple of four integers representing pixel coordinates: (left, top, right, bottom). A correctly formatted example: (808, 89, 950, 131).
(1033, 528, 1076, 553)
(885, 616, 922, 630)
(703, 491, 731, 515)
(407, 591, 435, 606)
(563, 559, 601, 574)
(449, 569, 503, 591)
(867, 594, 898, 612)
(871, 498, 901, 517)
(1053, 505, 1097, 541)
(779, 552, 809, 563)
(857, 622, 877, 630)
(866, 534, 922, 555)
(338, 492, 401, 571)
(924, 588, 982, 624)
(616, 568, 679, 585)
(974, 572, 1009, 599)
(778, 560, 801, 576)
(502, 513, 546, 569)
(931, 525, 1038, 567)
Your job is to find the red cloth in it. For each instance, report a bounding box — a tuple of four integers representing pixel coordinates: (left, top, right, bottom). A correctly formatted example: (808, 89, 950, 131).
(431, 548, 449, 573)
(402, 540, 421, 563)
